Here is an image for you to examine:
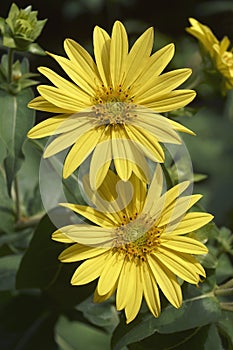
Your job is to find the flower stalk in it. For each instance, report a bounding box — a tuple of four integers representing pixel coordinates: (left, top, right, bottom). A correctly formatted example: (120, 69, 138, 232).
(7, 48, 14, 83)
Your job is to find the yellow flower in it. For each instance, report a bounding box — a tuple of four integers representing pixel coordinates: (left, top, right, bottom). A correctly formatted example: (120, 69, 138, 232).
(187, 18, 233, 93)
(52, 166, 213, 323)
(213, 37, 233, 91)
(27, 21, 195, 189)
(186, 18, 218, 57)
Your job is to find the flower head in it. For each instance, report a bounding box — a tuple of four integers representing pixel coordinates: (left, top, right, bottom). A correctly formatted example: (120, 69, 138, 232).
(27, 21, 195, 189)
(0, 3, 46, 53)
(186, 18, 233, 93)
(213, 37, 233, 91)
(186, 18, 218, 57)
(53, 166, 213, 323)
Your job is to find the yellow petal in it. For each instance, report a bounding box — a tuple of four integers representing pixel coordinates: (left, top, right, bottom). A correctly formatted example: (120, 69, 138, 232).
(142, 90, 196, 113)
(48, 52, 97, 96)
(38, 66, 83, 95)
(125, 124, 164, 162)
(168, 118, 195, 136)
(125, 263, 143, 323)
(135, 111, 181, 144)
(129, 151, 151, 185)
(161, 234, 208, 254)
(219, 36, 230, 51)
(63, 127, 105, 178)
(52, 230, 74, 243)
(140, 263, 160, 317)
(142, 163, 164, 217)
(147, 255, 182, 308)
(60, 203, 117, 227)
(94, 283, 116, 303)
(97, 253, 124, 295)
(43, 121, 93, 158)
(111, 128, 133, 181)
(27, 115, 68, 138)
(154, 249, 201, 284)
(28, 96, 73, 113)
(116, 259, 133, 310)
(158, 194, 203, 227)
(89, 127, 112, 190)
(166, 212, 214, 235)
(64, 38, 101, 83)
(81, 170, 124, 223)
(59, 243, 108, 262)
(123, 27, 154, 89)
(110, 21, 128, 88)
(126, 173, 147, 215)
(131, 43, 175, 90)
(112, 126, 151, 184)
(135, 69, 192, 101)
(156, 181, 190, 223)
(38, 85, 89, 111)
(71, 252, 109, 285)
(55, 224, 115, 246)
(93, 25, 111, 86)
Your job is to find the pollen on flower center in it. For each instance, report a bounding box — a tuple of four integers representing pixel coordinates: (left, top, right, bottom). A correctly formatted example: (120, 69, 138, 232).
(113, 214, 162, 263)
(91, 84, 137, 125)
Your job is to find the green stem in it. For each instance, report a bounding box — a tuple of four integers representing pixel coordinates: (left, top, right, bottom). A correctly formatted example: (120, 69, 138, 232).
(220, 302, 233, 312)
(14, 176, 21, 223)
(217, 278, 233, 290)
(15, 211, 45, 230)
(184, 290, 215, 303)
(215, 287, 233, 297)
(7, 48, 14, 83)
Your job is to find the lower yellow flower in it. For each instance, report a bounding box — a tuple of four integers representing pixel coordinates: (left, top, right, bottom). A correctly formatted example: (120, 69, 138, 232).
(52, 166, 213, 323)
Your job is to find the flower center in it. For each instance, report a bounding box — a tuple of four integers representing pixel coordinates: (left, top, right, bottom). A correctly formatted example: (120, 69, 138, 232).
(113, 214, 162, 263)
(91, 84, 137, 125)
(222, 51, 233, 69)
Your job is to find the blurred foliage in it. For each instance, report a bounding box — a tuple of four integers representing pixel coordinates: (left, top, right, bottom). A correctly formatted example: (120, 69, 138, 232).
(0, 1, 233, 350)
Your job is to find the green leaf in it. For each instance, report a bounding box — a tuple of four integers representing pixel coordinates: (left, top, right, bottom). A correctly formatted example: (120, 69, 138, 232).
(17, 139, 44, 216)
(0, 254, 22, 290)
(77, 296, 119, 333)
(0, 134, 14, 233)
(218, 311, 233, 348)
(204, 324, 224, 350)
(112, 296, 222, 350)
(0, 230, 30, 247)
(128, 325, 221, 350)
(28, 42, 46, 55)
(193, 173, 208, 182)
(16, 213, 66, 290)
(0, 88, 35, 194)
(216, 227, 233, 253)
(192, 221, 220, 241)
(16, 213, 96, 309)
(55, 315, 111, 350)
(216, 253, 233, 284)
(200, 250, 218, 269)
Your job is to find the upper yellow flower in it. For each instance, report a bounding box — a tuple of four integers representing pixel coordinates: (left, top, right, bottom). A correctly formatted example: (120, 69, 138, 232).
(186, 18, 218, 57)
(213, 37, 233, 91)
(28, 21, 196, 189)
(53, 166, 213, 323)
(186, 18, 233, 93)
